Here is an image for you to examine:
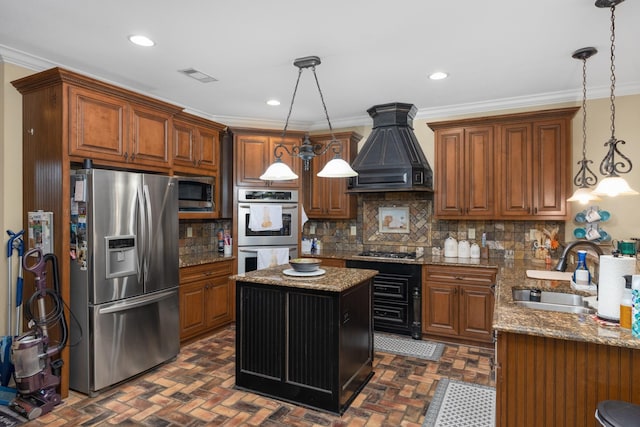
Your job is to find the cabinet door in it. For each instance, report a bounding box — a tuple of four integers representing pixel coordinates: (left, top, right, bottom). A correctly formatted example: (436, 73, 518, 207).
(196, 125, 219, 173)
(129, 103, 171, 168)
(206, 276, 233, 329)
(179, 280, 207, 340)
(423, 283, 458, 336)
(532, 120, 567, 217)
(434, 128, 465, 216)
(68, 86, 128, 161)
(459, 284, 494, 341)
(499, 123, 533, 217)
(235, 134, 269, 187)
(172, 120, 197, 168)
(465, 126, 494, 216)
(304, 133, 358, 219)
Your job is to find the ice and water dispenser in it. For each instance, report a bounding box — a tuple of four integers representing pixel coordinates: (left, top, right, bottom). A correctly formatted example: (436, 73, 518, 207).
(105, 236, 138, 279)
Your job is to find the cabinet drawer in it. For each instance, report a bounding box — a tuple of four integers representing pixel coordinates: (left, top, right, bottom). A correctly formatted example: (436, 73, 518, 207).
(374, 303, 408, 328)
(180, 260, 233, 284)
(373, 273, 410, 303)
(425, 265, 496, 286)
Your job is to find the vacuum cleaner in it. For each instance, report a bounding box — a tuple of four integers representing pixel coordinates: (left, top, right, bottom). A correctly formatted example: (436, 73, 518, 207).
(9, 248, 68, 420)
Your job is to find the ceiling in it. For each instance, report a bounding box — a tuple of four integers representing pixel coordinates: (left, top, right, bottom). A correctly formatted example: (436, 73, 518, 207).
(2, 0, 639, 130)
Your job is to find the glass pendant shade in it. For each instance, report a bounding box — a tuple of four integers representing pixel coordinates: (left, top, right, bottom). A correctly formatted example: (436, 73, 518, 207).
(317, 157, 358, 178)
(567, 187, 601, 204)
(259, 159, 298, 181)
(591, 176, 638, 197)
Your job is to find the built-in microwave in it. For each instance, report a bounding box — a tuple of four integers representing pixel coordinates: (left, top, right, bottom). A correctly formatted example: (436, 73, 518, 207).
(177, 176, 215, 212)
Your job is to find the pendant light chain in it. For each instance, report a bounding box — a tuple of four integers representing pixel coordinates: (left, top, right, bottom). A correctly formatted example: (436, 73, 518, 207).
(608, 4, 617, 139)
(280, 67, 304, 141)
(571, 47, 599, 190)
(581, 56, 588, 162)
(597, 2, 632, 178)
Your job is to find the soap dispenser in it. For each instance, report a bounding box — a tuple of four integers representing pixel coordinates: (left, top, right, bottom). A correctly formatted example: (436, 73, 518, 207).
(572, 250, 591, 287)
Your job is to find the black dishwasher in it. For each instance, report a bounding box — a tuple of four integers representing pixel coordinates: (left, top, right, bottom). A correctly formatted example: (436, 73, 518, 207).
(346, 260, 421, 339)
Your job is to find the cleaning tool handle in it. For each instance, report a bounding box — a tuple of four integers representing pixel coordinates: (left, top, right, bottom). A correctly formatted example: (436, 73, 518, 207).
(5, 229, 24, 257)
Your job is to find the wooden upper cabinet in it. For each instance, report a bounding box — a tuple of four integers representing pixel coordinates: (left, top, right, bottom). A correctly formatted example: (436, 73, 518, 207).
(304, 132, 361, 219)
(233, 129, 304, 189)
(67, 83, 179, 171)
(432, 126, 494, 218)
(429, 107, 578, 220)
(129, 102, 172, 168)
(499, 123, 532, 216)
(498, 117, 572, 219)
(172, 111, 225, 176)
(69, 86, 128, 161)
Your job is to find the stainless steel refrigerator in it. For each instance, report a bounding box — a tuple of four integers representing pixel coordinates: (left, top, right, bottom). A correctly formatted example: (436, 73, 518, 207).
(69, 168, 179, 396)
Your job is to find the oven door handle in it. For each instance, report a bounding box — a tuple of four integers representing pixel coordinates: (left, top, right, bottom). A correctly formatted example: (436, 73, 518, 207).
(238, 204, 298, 210)
(238, 246, 297, 254)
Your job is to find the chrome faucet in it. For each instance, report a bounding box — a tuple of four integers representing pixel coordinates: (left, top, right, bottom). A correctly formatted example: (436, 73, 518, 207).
(553, 240, 604, 272)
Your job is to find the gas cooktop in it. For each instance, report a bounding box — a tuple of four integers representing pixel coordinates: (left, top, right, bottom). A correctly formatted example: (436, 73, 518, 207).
(356, 251, 420, 260)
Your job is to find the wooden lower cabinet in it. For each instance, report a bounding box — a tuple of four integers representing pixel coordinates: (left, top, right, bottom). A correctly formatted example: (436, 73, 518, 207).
(496, 331, 640, 427)
(422, 265, 496, 343)
(179, 260, 234, 342)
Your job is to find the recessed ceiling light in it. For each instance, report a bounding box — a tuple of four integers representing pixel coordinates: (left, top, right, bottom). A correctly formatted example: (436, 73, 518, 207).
(428, 71, 448, 80)
(128, 35, 155, 47)
(266, 99, 281, 106)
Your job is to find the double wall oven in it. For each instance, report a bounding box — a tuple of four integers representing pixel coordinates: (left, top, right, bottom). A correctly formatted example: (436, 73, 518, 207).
(236, 189, 299, 274)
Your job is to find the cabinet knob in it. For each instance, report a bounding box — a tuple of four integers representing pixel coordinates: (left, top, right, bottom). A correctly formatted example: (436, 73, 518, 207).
(124, 152, 128, 161)
(130, 153, 136, 161)
(27, 128, 34, 136)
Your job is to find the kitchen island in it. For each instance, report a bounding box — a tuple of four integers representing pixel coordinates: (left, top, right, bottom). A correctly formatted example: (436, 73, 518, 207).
(231, 265, 378, 415)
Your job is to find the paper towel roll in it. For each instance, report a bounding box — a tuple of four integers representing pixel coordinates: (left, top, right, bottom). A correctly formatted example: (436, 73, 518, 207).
(597, 255, 637, 321)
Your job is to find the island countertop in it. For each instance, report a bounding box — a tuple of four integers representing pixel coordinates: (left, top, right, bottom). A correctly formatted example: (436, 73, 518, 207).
(230, 265, 378, 292)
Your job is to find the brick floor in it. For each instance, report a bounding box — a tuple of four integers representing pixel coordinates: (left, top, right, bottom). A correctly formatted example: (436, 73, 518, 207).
(25, 326, 494, 426)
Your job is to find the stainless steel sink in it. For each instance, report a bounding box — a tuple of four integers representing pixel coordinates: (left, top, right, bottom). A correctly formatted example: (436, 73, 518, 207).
(512, 289, 596, 314)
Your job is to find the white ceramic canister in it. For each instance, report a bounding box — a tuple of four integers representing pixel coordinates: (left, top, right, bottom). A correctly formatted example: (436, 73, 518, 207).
(458, 240, 470, 258)
(470, 243, 480, 259)
(444, 236, 458, 258)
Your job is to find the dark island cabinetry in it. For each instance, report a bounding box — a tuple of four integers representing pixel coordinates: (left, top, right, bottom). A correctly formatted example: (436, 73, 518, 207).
(235, 267, 375, 415)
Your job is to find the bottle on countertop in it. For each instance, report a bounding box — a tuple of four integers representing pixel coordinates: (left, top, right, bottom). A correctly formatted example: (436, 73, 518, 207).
(632, 275, 640, 338)
(620, 275, 633, 329)
(573, 250, 590, 287)
(217, 228, 224, 253)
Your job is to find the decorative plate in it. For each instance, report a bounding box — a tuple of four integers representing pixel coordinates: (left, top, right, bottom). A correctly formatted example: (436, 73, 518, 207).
(282, 268, 326, 277)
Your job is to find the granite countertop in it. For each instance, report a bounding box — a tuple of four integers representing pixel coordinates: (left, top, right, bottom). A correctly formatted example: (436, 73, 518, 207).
(230, 265, 378, 293)
(493, 260, 640, 350)
(306, 249, 640, 350)
(304, 249, 501, 268)
(180, 251, 235, 268)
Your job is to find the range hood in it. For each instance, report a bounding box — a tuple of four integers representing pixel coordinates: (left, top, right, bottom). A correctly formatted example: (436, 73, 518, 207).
(348, 102, 433, 192)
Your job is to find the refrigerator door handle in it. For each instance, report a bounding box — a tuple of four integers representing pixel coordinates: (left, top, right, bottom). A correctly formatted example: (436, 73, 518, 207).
(143, 184, 152, 280)
(97, 289, 176, 315)
(136, 185, 146, 282)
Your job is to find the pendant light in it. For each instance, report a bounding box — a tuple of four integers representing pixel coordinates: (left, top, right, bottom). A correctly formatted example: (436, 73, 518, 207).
(591, 0, 638, 197)
(567, 47, 601, 204)
(260, 56, 358, 181)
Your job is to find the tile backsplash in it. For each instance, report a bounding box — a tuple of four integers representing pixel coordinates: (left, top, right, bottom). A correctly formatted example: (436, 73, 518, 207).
(303, 192, 565, 260)
(179, 220, 232, 256)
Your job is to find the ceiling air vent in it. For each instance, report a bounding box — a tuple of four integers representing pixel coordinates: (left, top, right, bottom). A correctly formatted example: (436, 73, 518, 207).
(178, 68, 218, 83)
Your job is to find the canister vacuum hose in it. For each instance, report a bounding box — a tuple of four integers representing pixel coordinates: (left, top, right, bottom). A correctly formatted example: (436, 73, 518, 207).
(22, 251, 68, 355)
